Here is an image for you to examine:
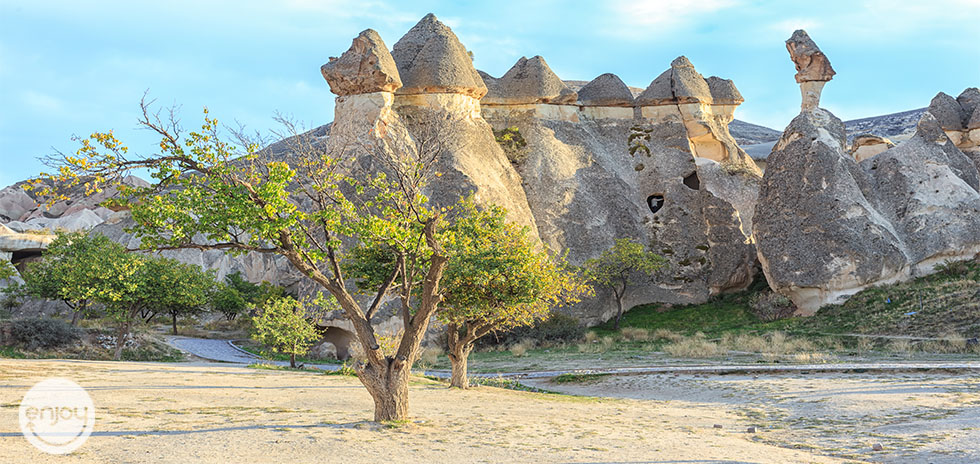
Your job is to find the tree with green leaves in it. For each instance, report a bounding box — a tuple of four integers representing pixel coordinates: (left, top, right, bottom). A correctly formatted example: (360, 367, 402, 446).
(18, 232, 137, 326)
(583, 238, 666, 330)
(212, 283, 248, 321)
(30, 99, 458, 420)
(438, 200, 589, 388)
(149, 258, 217, 335)
(251, 296, 321, 368)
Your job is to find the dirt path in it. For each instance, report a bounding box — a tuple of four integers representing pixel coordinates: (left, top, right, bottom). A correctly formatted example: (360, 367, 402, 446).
(0, 359, 853, 463)
(526, 371, 980, 463)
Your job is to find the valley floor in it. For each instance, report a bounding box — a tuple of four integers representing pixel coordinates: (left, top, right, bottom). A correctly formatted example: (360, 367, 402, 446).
(0, 359, 867, 464)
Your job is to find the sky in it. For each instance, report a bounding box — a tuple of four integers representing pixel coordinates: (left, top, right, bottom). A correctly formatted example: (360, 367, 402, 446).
(1, 0, 978, 187)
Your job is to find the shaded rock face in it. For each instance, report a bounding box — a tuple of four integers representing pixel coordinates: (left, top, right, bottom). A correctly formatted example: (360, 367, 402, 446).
(753, 109, 910, 313)
(390, 14, 487, 98)
(320, 29, 401, 96)
(753, 31, 980, 314)
(928, 88, 980, 161)
(479, 56, 577, 105)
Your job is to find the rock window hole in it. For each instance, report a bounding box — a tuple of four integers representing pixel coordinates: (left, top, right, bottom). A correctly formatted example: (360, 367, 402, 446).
(647, 194, 665, 214)
(683, 172, 700, 190)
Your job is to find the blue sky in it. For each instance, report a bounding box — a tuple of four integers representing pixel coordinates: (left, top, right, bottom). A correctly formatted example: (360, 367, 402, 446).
(1, 0, 978, 187)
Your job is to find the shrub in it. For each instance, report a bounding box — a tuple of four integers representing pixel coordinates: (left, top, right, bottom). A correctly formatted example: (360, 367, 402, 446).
(620, 327, 649, 341)
(510, 340, 531, 357)
(476, 311, 585, 349)
(749, 291, 796, 322)
(663, 332, 720, 358)
(9, 317, 78, 350)
(652, 328, 684, 342)
(493, 126, 529, 164)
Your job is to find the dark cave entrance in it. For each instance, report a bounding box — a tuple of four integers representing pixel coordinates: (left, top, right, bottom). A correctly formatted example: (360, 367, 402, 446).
(11, 249, 43, 273)
(647, 194, 665, 214)
(318, 326, 356, 360)
(683, 172, 701, 190)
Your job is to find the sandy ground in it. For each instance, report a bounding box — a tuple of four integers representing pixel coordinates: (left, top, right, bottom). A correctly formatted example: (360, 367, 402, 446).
(0, 359, 856, 464)
(526, 372, 980, 464)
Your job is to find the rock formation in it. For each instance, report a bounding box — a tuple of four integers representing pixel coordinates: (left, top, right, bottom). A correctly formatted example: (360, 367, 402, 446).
(849, 134, 895, 162)
(479, 56, 577, 105)
(927, 88, 980, 163)
(1, 14, 769, 326)
(476, 53, 760, 321)
(320, 29, 402, 96)
(390, 13, 487, 98)
(786, 30, 835, 111)
(753, 30, 980, 314)
(634, 57, 760, 171)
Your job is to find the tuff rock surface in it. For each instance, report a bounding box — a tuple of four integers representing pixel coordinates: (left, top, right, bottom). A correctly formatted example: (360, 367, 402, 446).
(849, 134, 895, 162)
(390, 14, 487, 98)
(479, 56, 577, 105)
(320, 29, 401, 96)
(786, 30, 834, 110)
(928, 88, 980, 161)
(753, 32, 980, 314)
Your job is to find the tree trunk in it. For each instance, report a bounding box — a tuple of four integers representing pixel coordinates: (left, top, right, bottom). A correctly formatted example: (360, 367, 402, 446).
(448, 344, 472, 389)
(71, 309, 81, 326)
(113, 319, 130, 361)
(290, 353, 297, 368)
(356, 358, 411, 421)
(171, 312, 179, 335)
(613, 292, 625, 330)
(446, 323, 475, 389)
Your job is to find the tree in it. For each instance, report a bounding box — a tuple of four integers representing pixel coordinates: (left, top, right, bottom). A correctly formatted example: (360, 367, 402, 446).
(30, 98, 458, 421)
(438, 200, 589, 388)
(583, 238, 666, 330)
(18, 232, 137, 326)
(148, 258, 217, 335)
(251, 296, 321, 368)
(212, 283, 248, 321)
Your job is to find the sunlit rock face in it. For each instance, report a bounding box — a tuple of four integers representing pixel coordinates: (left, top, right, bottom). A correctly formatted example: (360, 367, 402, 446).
(849, 134, 895, 162)
(753, 30, 980, 314)
(634, 57, 760, 172)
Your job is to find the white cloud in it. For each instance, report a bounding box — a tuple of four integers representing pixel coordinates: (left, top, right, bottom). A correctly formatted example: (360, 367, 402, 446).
(603, 0, 739, 37)
(769, 18, 822, 35)
(21, 91, 64, 114)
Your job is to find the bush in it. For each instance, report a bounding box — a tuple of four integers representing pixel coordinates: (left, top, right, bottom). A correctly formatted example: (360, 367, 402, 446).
(8, 317, 78, 350)
(493, 126, 529, 164)
(749, 291, 796, 322)
(475, 311, 586, 349)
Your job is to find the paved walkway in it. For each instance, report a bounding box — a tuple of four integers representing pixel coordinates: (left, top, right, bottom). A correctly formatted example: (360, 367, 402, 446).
(166, 337, 980, 380)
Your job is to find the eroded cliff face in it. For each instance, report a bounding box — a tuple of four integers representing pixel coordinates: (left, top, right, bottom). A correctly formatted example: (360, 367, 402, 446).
(475, 54, 760, 323)
(753, 30, 980, 314)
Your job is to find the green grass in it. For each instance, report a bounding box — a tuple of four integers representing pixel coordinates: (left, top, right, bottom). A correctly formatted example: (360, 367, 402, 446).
(0, 346, 27, 358)
(595, 259, 980, 340)
(247, 362, 357, 376)
(554, 373, 609, 384)
(236, 341, 342, 365)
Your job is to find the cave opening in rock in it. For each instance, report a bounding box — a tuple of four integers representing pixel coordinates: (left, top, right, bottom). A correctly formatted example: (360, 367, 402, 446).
(317, 326, 356, 360)
(683, 172, 701, 190)
(647, 194, 665, 214)
(11, 249, 43, 273)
